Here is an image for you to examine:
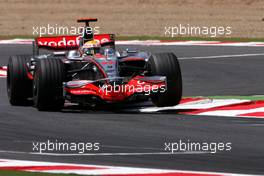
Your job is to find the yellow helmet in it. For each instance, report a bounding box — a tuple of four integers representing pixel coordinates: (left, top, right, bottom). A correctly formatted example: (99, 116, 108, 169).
(83, 40, 101, 48)
(81, 40, 101, 55)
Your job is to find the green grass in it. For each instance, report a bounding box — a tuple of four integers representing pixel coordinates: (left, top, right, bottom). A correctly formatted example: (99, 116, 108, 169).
(0, 170, 85, 176)
(1, 35, 264, 42)
(189, 95, 264, 101)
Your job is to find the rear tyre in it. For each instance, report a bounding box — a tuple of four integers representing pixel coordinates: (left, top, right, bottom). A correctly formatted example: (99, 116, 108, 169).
(33, 58, 65, 111)
(148, 52, 182, 107)
(7, 55, 32, 105)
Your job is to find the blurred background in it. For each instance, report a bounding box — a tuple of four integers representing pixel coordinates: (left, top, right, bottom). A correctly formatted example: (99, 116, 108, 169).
(0, 0, 263, 38)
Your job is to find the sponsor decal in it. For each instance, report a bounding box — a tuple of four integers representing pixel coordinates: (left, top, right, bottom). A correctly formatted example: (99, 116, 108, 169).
(37, 36, 81, 48)
(37, 34, 113, 49)
(70, 89, 95, 95)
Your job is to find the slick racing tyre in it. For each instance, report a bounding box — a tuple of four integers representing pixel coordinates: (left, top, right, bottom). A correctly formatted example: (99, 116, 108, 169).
(7, 55, 33, 105)
(148, 52, 182, 107)
(33, 58, 64, 111)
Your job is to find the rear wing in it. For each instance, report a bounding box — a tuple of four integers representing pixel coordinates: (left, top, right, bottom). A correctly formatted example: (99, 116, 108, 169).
(35, 18, 115, 50)
(77, 18, 98, 42)
(77, 18, 98, 27)
(36, 34, 115, 50)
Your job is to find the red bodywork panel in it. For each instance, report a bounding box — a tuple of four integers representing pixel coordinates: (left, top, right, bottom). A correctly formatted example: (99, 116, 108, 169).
(36, 34, 114, 50)
(65, 76, 166, 102)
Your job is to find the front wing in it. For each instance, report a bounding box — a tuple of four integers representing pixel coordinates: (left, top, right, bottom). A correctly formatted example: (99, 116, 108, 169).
(65, 76, 167, 102)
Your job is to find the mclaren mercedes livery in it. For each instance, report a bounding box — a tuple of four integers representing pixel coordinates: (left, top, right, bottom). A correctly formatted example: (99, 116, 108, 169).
(7, 18, 182, 111)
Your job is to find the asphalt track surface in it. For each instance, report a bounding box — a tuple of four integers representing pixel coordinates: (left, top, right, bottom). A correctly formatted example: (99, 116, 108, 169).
(0, 44, 264, 174)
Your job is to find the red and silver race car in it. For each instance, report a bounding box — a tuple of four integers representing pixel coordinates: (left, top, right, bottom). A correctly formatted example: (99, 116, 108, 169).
(7, 18, 182, 111)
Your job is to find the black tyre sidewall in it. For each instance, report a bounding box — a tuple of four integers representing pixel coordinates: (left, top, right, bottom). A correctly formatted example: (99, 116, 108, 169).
(149, 52, 182, 107)
(7, 55, 32, 105)
(33, 58, 64, 111)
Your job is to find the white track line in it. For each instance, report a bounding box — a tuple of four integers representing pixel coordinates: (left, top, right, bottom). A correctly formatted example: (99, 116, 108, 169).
(0, 150, 209, 156)
(1, 39, 264, 47)
(179, 53, 264, 60)
(32, 151, 209, 156)
(2, 52, 262, 77)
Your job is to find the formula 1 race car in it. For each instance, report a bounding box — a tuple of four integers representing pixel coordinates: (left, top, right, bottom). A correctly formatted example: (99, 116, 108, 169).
(7, 18, 182, 111)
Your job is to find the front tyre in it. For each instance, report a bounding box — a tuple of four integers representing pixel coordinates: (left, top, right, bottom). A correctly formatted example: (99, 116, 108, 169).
(33, 58, 65, 111)
(148, 52, 182, 107)
(7, 55, 32, 105)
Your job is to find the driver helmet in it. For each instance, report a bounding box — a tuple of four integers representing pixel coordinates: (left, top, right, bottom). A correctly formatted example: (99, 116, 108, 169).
(81, 40, 101, 56)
